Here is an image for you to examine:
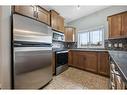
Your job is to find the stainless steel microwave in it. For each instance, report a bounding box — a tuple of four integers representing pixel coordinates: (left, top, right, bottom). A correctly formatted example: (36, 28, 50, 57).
(52, 30, 65, 41)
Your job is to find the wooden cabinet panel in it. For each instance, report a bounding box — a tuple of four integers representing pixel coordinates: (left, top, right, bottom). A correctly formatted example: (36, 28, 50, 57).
(50, 10, 58, 30)
(72, 51, 78, 67)
(58, 16, 64, 32)
(82, 52, 98, 73)
(108, 12, 127, 39)
(13, 6, 51, 25)
(64, 27, 76, 42)
(69, 51, 110, 76)
(78, 53, 86, 69)
(37, 7, 50, 25)
(68, 51, 73, 66)
(122, 12, 127, 37)
(70, 51, 98, 73)
(50, 10, 64, 32)
(14, 6, 36, 19)
(98, 52, 110, 76)
(108, 15, 122, 38)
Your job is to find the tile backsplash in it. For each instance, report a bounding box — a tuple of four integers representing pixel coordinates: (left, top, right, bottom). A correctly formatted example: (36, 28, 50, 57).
(52, 40, 77, 49)
(53, 38, 127, 51)
(105, 38, 127, 51)
(64, 42, 77, 49)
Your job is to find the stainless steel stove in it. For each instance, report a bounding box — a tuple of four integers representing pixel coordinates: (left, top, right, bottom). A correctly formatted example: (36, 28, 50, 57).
(54, 49, 68, 75)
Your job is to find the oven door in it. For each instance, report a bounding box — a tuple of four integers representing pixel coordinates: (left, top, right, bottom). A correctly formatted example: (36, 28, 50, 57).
(55, 51, 68, 75)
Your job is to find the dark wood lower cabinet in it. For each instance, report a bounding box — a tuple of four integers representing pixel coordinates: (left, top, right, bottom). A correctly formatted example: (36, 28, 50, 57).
(72, 51, 79, 67)
(78, 52, 98, 73)
(68, 50, 110, 76)
(98, 52, 110, 76)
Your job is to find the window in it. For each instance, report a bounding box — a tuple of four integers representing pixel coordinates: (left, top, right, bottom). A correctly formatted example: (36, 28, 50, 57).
(78, 26, 104, 48)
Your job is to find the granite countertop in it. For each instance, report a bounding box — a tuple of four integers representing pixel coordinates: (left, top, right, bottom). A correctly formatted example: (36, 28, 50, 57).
(69, 48, 108, 52)
(108, 51, 127, 83)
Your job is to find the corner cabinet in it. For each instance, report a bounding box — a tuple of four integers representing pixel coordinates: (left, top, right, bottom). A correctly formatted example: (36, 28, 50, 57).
(64, 27, 76, 42)
(13, 6, 50, 25)
(50, 10, 64, 32)
(108, 11, 127, 39)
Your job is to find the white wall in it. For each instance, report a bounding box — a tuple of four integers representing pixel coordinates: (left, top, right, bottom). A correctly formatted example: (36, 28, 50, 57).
(68, 6, 127, 39)
(0, 6, 11, 89)
(0, 6, 2, 88)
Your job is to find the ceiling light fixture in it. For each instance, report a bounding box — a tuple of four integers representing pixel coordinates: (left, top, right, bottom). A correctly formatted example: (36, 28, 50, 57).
(76, 5, 80, 10)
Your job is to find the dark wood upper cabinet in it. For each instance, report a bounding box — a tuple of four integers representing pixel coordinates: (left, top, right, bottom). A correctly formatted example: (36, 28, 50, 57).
(64, 27, 76, 42)
(50, 10, 59, 30)
(122, 12, 127, 37)
(14, 6, 36, 19)
(98, 52, 110, 76)
(108, 11, 127, 39)
(37, 7, 50, 25)
(13, 6, 50, 25)
(50, 10, 64, 32)
(58, 16, 64, 32)
(68, 51, 73, 66)
(108, 14, 122, 38)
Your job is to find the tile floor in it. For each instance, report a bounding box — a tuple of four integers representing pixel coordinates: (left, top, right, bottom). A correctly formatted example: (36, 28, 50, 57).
(44, 67, 109, 89)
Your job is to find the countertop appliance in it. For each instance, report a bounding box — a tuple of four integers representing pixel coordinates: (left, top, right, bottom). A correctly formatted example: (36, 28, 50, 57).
(12, 14, 52, 89)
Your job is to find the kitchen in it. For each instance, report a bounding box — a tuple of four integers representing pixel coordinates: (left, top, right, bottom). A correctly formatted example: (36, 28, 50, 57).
(0, 5, 127, 90)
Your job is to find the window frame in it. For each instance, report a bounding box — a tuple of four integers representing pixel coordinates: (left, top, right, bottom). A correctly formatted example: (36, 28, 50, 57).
(77, 26, 105, 48)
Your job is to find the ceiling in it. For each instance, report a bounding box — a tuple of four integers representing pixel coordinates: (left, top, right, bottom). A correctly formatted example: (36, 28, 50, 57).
(42, 6, 110, 23)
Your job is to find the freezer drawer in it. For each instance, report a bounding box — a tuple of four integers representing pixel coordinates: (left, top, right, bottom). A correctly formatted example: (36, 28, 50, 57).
(14, 47, 52, 89)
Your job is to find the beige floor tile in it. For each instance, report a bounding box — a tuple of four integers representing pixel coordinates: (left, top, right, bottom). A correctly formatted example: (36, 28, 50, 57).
(44, 67, 109, 89)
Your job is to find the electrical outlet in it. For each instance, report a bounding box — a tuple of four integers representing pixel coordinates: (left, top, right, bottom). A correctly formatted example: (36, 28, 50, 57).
(114, 43, 118, 47)
(108, 44, 112, 47)
(118, 43, 123, 48)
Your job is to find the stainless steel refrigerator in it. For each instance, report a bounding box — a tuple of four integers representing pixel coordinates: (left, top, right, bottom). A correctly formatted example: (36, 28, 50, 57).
(12, 14, 52, 89)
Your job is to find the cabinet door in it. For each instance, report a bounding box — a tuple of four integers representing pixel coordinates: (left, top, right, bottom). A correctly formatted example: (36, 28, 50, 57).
(98, 52, 110, 76)
(14, 6, 36, 19)
(68, 51, 73, 66)
(72, 51, 78, 67)
(65, 27, 75, 42)
(78, 52, 86, 69)
(83, 52, 98, 73)
(108, 15, 122, 38)
(122, 12, 127, 37)
(58, 16, 64, 32)
(51, 10, 59, 30)
(37, 7, 50, 25)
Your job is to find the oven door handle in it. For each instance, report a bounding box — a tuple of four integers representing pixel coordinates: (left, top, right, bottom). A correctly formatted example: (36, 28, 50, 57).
(56, 51, 68, 54)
